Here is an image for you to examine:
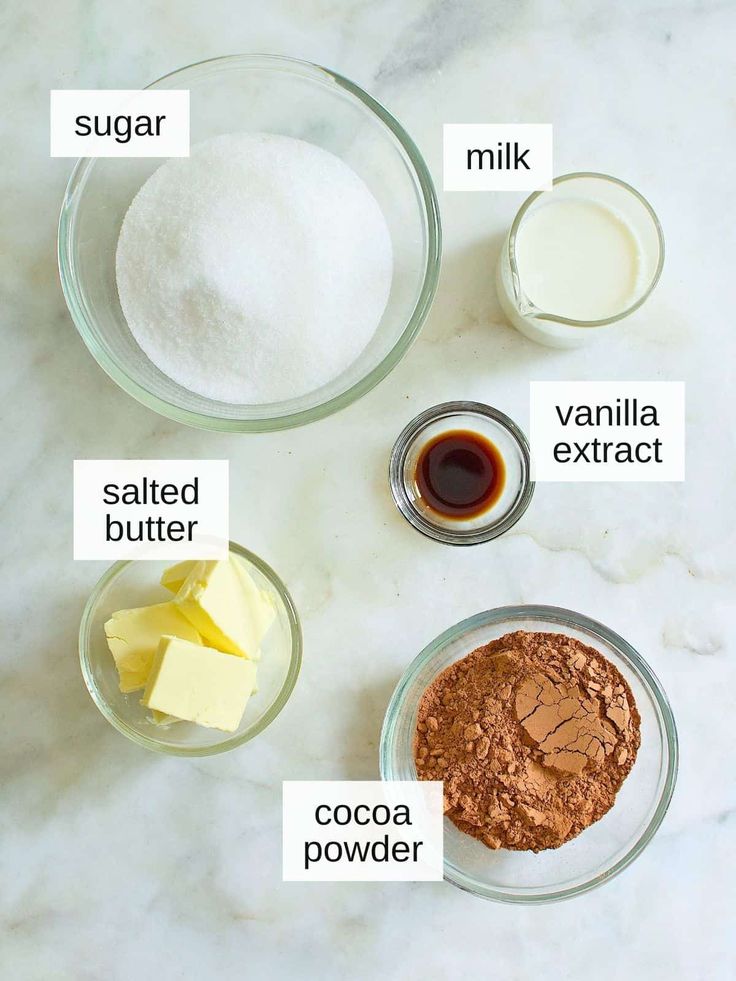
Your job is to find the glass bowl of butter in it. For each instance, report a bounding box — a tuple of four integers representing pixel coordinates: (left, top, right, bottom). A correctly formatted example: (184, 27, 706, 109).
(79, 543, 301, 755)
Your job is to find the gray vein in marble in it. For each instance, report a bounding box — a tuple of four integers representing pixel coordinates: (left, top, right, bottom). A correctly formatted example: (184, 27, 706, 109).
(507, 529, 706, 586)
(375, 0, 496, 83)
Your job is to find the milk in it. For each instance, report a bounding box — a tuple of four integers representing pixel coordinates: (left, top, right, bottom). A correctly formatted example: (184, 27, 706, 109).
(496, 174, 663, 349)
(515, 199, 642, 322)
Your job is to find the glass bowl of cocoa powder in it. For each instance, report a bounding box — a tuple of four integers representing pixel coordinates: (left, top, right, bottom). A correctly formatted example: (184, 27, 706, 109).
(380, 605, 678, 903)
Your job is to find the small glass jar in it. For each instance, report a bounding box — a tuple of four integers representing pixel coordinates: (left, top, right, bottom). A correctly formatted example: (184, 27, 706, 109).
(496, 173, 665, 349)
(389, 401, 534, 545)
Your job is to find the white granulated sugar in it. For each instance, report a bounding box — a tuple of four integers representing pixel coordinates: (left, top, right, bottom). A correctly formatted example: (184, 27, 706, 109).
(115, 133, 393, 404)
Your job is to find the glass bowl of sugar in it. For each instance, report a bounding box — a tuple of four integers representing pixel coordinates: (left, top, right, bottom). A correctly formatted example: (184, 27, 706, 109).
(380, 605, 678, 903)
(58, 54, 441, 431)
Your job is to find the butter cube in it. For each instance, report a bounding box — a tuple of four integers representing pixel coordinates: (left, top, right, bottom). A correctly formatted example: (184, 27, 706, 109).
(232, 557, 277, 652)
(104, 602, 201, 693)
(160, 560, 196, 594)
(174, 558, 275, 660)
(142, 635, 257, 733)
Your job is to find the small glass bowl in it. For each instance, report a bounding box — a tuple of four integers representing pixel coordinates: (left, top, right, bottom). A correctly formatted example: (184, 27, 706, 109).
(79, 542, 302, 755)
(58, 54, 441, 432)
(380, 605, 678, 903)
(389, 401, 534, 545)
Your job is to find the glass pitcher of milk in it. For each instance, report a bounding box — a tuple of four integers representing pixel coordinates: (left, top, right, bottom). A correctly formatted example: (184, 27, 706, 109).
(496, 173, 664, 348)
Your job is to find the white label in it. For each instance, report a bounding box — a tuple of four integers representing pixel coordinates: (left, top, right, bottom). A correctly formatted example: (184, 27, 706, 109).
(443, 123, 553, 192)
(282, 781, 444, 882)
(530, 381, 685, 482)
(50, 89, 189, 157)
(73, 460, 229, 560)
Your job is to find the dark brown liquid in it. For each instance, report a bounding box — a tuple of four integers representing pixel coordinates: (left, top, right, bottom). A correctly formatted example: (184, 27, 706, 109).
(415, 429, 505, 519)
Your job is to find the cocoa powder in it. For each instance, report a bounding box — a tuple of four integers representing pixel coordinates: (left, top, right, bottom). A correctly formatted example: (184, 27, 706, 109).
(414, 630, 641, 851)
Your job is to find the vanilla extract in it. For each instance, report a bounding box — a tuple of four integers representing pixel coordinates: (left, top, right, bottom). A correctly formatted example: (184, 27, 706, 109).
(415, 429, 505, 520)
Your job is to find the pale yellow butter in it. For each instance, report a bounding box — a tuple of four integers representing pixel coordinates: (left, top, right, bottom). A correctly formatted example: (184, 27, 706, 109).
(142, 635, 257, 733)
(104, 602, 201, 693)
(160, 560, 196, 594)
(174, 557, 275, 660)
(232, 557, 277, 655)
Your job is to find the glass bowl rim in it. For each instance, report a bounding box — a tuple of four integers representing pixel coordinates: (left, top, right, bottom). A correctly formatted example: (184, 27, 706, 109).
(79, 540, 303, 756)
(507, 171, 665, 328)
(379, 603, 679, 903)
(57, 52, 442, 433)
(388, 400, 535, 545)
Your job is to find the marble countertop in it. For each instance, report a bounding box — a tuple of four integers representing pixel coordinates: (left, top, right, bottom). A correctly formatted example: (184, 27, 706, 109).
(2, 1, 734, 978)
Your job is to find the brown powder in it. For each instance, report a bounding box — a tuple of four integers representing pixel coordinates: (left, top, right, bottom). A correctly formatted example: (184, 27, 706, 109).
(414, 630, 641, 852)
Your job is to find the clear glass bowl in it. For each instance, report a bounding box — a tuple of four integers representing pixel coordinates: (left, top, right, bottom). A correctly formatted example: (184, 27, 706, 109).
(380, 605, 678, 903)
(79, 542, 302, 755)
(58, 54, 441, 431)
(389, 401, 534, 545)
